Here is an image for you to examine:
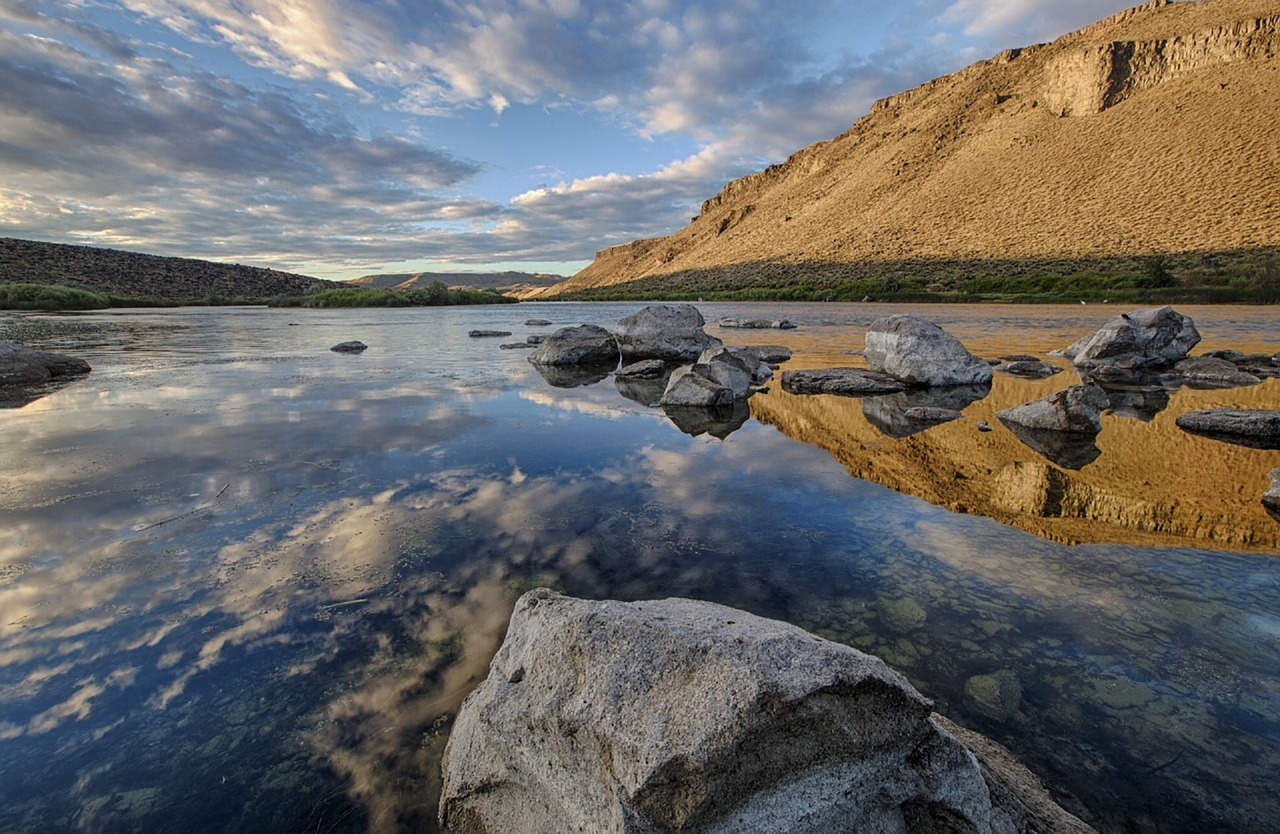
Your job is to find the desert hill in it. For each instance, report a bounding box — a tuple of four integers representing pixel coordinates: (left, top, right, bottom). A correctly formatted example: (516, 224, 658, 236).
(351, 270, 565, 297)
(0, 237, 339, 302)
(544, 0, 1280, 300)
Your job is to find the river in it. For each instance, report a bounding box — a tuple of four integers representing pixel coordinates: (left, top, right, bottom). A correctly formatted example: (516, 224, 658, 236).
(1, 302, 1278, 833)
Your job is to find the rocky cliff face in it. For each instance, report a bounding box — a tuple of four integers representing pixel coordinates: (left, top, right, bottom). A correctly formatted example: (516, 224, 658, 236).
(547, 0, 1280, 297)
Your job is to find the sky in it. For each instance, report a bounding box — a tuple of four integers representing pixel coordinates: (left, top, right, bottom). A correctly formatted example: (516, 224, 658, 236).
(0, 0, 1138, 281)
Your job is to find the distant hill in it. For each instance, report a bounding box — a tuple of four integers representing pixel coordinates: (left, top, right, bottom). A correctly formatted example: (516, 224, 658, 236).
(0, 237, 340, 302)
(351, 271, 565, 298)
(543, 0, 1280, 301)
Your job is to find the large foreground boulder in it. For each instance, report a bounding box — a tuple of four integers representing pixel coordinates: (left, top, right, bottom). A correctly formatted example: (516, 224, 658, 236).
(614, 305, 720, 363)
(1064, 306, 1199, 373)
(0, 342, 91, 387)
(863, 315, 993, 387)
(528, 324, 620, 367)
(440, 590, 1093, 834)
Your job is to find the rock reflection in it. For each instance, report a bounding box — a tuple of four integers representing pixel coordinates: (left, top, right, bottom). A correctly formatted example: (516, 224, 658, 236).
(862, 384, 990, 438)
(614, 371, 669, 407)
(529, 360, 614, 388)
(999, 421, 1102, 470)
(662, 401, 752, 438)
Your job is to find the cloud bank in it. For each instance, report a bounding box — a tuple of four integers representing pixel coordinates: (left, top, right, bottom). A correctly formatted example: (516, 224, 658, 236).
(0, 0, 1135, 277)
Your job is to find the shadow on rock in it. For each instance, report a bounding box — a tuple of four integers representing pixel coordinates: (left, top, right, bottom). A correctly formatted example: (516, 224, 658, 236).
(662, 400, 751, 439)
(862, 384, 990, 438)
(1000, 422, 1102, 470)
(530, 361, 614, 389)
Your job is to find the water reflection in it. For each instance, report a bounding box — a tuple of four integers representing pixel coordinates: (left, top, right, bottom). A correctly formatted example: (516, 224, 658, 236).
(0, 305, 1278, 834)
(862, 383, 990, 438)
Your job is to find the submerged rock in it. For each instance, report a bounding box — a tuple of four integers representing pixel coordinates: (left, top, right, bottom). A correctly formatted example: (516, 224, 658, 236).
(614, 304, 720, 363)
(329, 340, 368, 353)
(1064, 306, 1200, 373)
(524, 319, 553, 327)
(440, 590, 1092, 834)
(781, 368, 906, 396)
(1175, 409, 1280, 450)
(963, 670, 1023, 722)
(468, 330, 512, 338)
(528, 324, 619, 367)
(863, 315, 993, 387)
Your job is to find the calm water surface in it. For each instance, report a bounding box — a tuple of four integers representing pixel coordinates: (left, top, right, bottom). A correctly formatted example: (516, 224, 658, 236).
(1, 303, 1278, 834)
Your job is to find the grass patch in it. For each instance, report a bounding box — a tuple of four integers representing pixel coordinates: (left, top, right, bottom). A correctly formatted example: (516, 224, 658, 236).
(275, 284, 517, 308)
(0, 283, 111, 310)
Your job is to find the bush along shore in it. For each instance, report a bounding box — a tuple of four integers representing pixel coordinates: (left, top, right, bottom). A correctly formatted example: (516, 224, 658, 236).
(0, 282, 517, 311)
(545, 251, 1280, 304)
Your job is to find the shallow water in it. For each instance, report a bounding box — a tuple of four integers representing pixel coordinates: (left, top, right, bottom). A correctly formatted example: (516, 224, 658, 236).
(1, 303, 1278, 834)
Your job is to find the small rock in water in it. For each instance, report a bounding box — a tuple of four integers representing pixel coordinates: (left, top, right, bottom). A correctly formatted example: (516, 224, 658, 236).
(468, 330, 513, 338)
(329, 341, 367, 353)
(525, 319, 553, 327)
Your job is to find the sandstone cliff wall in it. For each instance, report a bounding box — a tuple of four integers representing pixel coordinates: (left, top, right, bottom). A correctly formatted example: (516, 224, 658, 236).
(551, 0, 1280, 297)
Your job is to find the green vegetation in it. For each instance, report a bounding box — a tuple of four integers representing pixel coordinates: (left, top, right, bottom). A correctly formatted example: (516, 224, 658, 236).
(548, 249, 1280, 304)
(270, 282, 517, 308)
(0, 283, 111, 310)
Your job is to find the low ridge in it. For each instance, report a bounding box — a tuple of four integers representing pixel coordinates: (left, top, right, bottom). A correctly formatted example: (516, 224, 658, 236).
(0, 237, 338, 302)
(544, 0, 1280, 300)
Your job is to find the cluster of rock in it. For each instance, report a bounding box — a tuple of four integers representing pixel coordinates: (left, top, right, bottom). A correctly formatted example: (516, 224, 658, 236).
(440, 589, 1095, 834)
(0, 341, 92, 406)
(718, 316, 796, 330)
(524, 305, 786, 437)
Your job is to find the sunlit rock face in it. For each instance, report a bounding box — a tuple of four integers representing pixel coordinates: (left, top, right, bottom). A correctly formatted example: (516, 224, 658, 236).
(613, 304, 720, 363)
(1065, 306, 1200, 374)
(864, 315, 994, 387)
(439, 590, 1092, 834)
(527, 324, 620, 367)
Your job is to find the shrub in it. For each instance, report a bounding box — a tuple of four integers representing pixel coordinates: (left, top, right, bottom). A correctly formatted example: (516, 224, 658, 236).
(0, 282, 111, 310)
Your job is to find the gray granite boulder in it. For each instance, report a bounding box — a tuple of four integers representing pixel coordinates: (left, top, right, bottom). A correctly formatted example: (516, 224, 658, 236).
(781, 368, 907, 396)
(1169, 356, 1261, 389)
(528, 324, 619, 367)
(1175, 409, 1280, 449)
(440, 590, 1093, 834)
(864, 315, 993, 387)
(659, 365, 734, 408)
(1063, 306, 1200, 373)
(0, 341, 92, 386)
(996, 385, 1110, 435)
(614, 305, 720, 363)
(615, 359, 667, 379)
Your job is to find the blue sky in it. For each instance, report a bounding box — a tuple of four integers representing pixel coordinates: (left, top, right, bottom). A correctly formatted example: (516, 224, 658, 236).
(0, 0, 1136, 281)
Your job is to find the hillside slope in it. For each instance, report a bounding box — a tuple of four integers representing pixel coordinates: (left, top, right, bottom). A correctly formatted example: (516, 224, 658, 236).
(546, 0, 1280, 299)
(0, 237, 338, 301)
(351, 271, 564, 297)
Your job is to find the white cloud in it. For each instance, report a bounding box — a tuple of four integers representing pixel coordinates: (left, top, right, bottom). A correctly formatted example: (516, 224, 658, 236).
(939, 0, 1133, 42)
